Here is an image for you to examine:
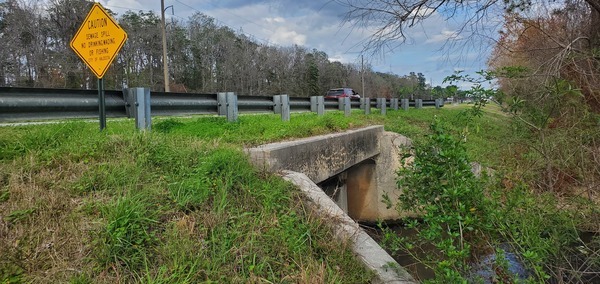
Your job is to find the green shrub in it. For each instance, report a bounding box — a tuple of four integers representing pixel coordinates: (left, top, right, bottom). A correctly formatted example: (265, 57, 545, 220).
(391, 117, 493, 282)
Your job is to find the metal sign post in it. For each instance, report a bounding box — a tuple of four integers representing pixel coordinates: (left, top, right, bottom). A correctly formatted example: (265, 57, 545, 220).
(70, 3, 127, 131)
(98, 78, 106, 130)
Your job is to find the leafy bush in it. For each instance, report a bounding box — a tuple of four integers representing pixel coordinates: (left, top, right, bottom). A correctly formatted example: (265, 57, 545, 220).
(390, 117, 493, 282)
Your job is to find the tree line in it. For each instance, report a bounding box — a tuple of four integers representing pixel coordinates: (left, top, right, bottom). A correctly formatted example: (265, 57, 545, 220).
(0, 0, 459, 99)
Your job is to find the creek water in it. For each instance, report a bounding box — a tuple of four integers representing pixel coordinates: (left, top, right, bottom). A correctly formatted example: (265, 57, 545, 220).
(364, 223, 600, 283)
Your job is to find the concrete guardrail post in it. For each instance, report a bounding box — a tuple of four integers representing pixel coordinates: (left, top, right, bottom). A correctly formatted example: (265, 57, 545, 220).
(416, 99, 423, 109)
(127, 87, 151, 130)
(364, 98, 371, 115)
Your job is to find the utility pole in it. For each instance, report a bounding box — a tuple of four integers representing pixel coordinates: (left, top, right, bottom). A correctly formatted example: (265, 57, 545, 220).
(161, 0, 170, 92)
(361, 55, 365, 98)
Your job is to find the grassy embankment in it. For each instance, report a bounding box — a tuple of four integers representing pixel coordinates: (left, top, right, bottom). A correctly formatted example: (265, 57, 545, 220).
(0, 106, 509, 283)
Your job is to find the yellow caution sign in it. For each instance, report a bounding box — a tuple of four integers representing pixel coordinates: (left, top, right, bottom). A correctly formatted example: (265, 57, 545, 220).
(70, 3, 127, 79)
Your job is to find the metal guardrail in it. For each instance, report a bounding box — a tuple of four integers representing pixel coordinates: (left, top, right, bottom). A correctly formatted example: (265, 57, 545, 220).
(149, 91, 218, 116)
(0, 87, 443, 122)
(0, 87, 126, 121)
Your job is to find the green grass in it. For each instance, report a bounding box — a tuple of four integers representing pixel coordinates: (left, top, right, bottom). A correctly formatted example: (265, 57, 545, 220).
(0, 105, 516, 283)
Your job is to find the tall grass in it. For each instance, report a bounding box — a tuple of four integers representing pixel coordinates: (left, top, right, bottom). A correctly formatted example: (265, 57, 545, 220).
(1, 114, 386, 282)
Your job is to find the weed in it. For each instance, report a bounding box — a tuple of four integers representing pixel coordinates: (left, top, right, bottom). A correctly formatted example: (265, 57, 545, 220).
(5, 208, 35, 224)
(168, 175, 212, 211)
(0, 189, 9, 203)
(153, 118, 184, 133)
(97, 194, 159, 271)
(0, 262, 23, 284)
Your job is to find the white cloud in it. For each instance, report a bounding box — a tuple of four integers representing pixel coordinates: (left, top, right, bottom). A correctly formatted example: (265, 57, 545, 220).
(425, 29, 461, 43)
(409, 7, 436, 17)
(265, 17, 285, 24)
(270, 27, 306, 45)
(101, 0, 146, 12)
(98, 0, 494, 88)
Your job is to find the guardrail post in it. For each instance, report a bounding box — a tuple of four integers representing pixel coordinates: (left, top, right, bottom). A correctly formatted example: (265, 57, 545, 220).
(391, 98, 399, 110)
(416, 99, 423, 109)
(343, 97, 351, 116)
(218, 92, 227, 115)
(318, 96, 325, 115)
(360, 98, 371, 114)
(124, 88, 134, 118)
(280, 94, 290, 121)
(273, 95, 282, 114)
(337, 98, 344, 111)
(310, 96, 325, 115)
(377, 98, 387, 115)
(401, 99, 409, 111)
(127, 87, 151, 130)
(226, 92, 238, 122)
(435, 98, 443, 109)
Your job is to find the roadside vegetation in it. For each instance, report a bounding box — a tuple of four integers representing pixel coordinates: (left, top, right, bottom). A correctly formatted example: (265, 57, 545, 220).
(1, 102, 598, 283)
(0, 106, 508, 283)
(0, 114, 379, 283)
(380, 75, 600, 283)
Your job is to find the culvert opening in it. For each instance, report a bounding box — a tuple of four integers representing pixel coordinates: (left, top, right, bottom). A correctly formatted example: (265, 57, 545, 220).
(317, 159, 378, 221)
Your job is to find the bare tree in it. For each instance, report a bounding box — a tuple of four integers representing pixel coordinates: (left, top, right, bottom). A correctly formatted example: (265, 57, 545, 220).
(337, 0, 600, 53)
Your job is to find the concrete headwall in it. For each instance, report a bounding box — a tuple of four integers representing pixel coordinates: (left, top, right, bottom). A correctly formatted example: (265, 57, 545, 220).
(248, 127, 417, 283)
(346, 132, 412, 221)
(247, 125, 412, 222)
(248, 125, 382, 184)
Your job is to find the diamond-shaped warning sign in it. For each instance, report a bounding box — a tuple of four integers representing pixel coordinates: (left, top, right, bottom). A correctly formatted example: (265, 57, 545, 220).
(70, 3, 127, 79)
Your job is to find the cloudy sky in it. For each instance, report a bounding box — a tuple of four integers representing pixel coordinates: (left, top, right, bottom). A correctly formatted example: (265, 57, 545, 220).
(99, 0, 501, 88)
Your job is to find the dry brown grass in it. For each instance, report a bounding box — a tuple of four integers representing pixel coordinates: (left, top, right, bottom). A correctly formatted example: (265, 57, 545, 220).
(0, 156, 98, 282)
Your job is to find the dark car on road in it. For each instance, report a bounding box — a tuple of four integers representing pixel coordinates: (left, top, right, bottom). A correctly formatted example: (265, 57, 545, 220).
(325, 88, 360, 99)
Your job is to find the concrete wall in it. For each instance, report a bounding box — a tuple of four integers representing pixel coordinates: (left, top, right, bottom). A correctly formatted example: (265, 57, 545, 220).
(344, 132, 412, 222)
(247, 125, 412, 222)
(248, 127, 418, 283)
(248, 125, 382, 184)
(376, 132, 413, 220)
(282, 171, 415, 284)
